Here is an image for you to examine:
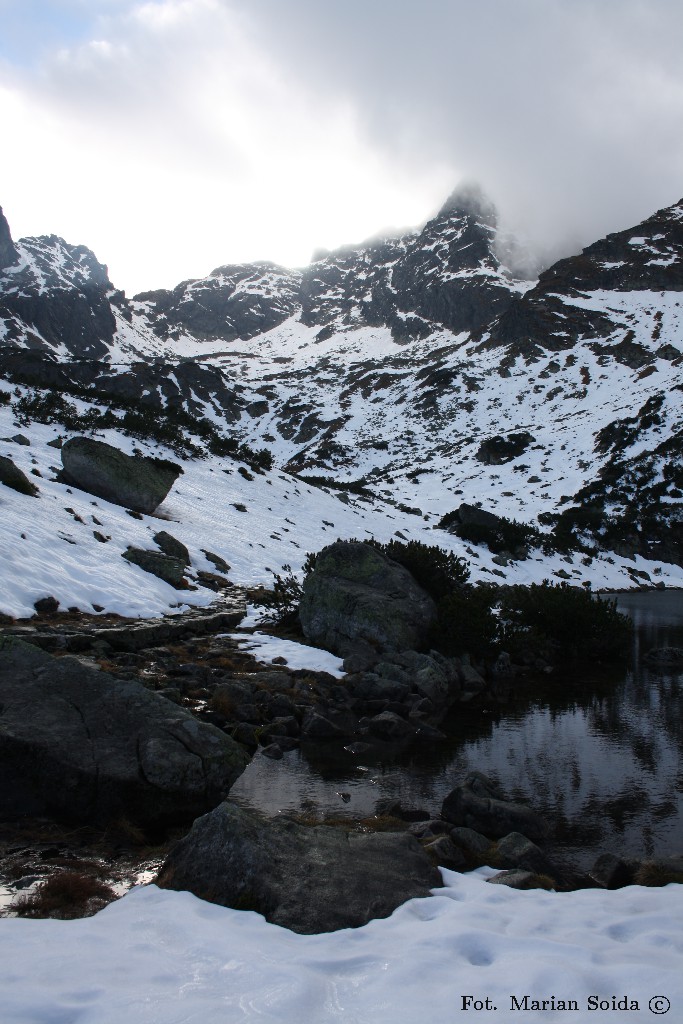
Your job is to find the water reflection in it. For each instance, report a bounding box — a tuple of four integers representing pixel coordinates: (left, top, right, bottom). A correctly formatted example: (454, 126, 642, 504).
(230, 591, 683, 869)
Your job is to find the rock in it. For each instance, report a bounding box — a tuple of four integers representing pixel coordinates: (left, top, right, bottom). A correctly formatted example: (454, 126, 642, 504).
(589, 852, 636, 890)
(11, 434, 30, 446)
(33, 596, 60, 617)
(423, 836, 467, 871)
(60, 437, 182, 513)
(300, 541, 437, 656)
(122, 547, 187, 586)
(486, 870, 544, 890)
(202, 550, 231, 574)
(0, 206, 19, 269)
(0, 455, 39, 497)
(156, 802, 441, 933)
(449, 827, 492, 857)
(0, 639, 249, 828)
(495, 832, 558, 877)
(260, 743, 284, 760)
(644, 646, 683, 666)
(153, 531, 190, 564)
(366, 711, 414, 742)
(46, 437, 63, 449)
(441, 772, 548, 841)
(300, 711, 347, 739)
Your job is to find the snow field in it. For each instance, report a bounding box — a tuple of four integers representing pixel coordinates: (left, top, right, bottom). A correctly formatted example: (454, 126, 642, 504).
(1, 871, 682, 1024)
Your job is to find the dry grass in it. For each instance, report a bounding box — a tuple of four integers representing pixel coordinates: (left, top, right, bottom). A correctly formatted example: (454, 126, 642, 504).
(14, 871, 117, 919)
(634, 862, 683, 887)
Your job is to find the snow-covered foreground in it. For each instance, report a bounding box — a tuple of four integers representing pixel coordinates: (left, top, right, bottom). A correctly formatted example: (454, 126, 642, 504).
(1, 871, 681, 1023)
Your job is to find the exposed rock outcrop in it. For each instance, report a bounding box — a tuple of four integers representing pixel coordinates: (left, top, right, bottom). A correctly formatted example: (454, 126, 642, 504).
(0, 638, 249, 827)
(60, 436, 181, 512)
(156, 801, 441, 933)
(299, 541, 437, 656)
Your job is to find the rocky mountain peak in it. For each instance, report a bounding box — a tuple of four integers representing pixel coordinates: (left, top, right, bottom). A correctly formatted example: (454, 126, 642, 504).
(437, 182, 497, 230)
(0, 206, 19, 270)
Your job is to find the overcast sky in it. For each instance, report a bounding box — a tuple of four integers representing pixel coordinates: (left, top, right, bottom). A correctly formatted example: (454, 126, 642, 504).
(1, 0, 682, 295)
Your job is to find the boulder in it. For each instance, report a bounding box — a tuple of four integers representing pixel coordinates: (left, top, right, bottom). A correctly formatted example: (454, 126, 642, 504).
(60, 437, 181, 513)
(0, 455, 39, 497)
(644, 646, 683, 666)
(495, 832, 558, 877)
(441, 772, 548, 841)
(0, 638, 249, 828)
(299, 541, 437, 656)
(153, 531, 190, 564)
(122, 547, 186, 586)
(156, 801, 441, 933)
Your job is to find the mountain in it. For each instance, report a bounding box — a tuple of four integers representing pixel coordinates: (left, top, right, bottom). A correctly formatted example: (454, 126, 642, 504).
(2, 187, 683, 618)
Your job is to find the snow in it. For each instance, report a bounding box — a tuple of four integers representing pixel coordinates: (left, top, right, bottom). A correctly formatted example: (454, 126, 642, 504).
(0, 872, 681, 1023)
(229, 631, 346, 677)
(3, 387, 682, 620)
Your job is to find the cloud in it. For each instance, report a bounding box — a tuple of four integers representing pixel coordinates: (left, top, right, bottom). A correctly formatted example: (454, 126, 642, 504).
(1, 0, 682, 293)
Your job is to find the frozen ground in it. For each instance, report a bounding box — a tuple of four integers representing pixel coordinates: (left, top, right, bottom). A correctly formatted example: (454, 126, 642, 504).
(0, 870, 681, 1023)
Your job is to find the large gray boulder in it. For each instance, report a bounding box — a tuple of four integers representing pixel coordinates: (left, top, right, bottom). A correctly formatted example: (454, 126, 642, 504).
(299, 541, 437, 656)
(441, 772, 548, 841)
(0, 638, 249, 828)
(156, 801, 442, 934)
(60, 437, 182, 513)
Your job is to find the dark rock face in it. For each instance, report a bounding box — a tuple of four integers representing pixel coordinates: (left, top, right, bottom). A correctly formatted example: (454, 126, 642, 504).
(299, 541, 437, 656)
(300, 185, 521, 341)
(134, 262, 301, 343)
(0, 639, 249, 827)
(487, 197, 683, 358)
(0, 207, 19, 270)
(475, 432, 535, 465)
(156, 801, 441, 933)
(0, 455, 39, 497)
(60, 437, 181, 512)
(0, 232, 117, 359)
(441, 772, 548, 841)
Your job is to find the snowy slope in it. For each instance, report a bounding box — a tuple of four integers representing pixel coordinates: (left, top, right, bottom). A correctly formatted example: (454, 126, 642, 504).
(2, 190, 683, 594)
(1, 388, 681, 620)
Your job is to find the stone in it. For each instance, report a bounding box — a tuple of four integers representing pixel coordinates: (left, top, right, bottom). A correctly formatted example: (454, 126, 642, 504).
(11, 434, 30, 446)
(122, 547, 186, 586)
(644, 646, 683, 666)
(495, 832, 558, 877)
(449, 826, 492, 857)
(202, 550, 231, 574)
(300, 711, 346, 739)
(33, 596, 60, 617)
(486, 870, 540, 889)
(590, 853, 636, 890)
(0, 455, 39, 497)
(441, 772, 547, 841)
(366, 710, 414, 742)
(0, 639, 249, 828)
(423, 836, 467, 871)
(299, 541, 437, 656)
(156, 802, 441, 933)
(60, 437, 182, 513)
(153, 531, 190, 564)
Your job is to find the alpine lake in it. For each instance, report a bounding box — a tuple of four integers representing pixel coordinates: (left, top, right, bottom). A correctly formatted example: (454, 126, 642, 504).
(229, 591, 683, 871)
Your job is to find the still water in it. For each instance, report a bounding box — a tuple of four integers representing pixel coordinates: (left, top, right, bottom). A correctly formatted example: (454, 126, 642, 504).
(230, 591, 683, 870)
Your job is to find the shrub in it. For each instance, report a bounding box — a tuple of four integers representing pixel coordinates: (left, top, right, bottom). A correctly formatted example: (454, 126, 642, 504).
(365, 538, 470, 601)
(255, 564, 303, 625)
(432, 585, 498, 657)
(497, 582, 632, 661)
